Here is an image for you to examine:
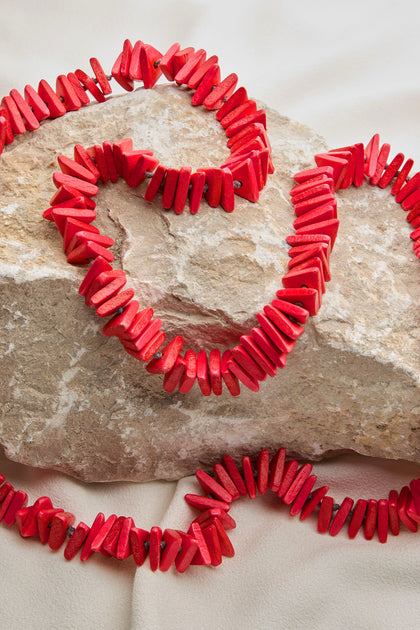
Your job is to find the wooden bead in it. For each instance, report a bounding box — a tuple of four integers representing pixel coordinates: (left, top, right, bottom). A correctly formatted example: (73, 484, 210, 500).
(146, 335, 184, 374)
(250, 327, 287, 368)
(58, 155, 98, 185)
(197, 350, 211, 396)
(90, 57, 112, 95)
(111, 52, 134, 92)
(127, 40, 143, 80)
(370, 143, 391, 186)
(256, 449, 270, 495)
(174, 532, 198, 572)
(267, 447, 286, 493)
(191, 64, 221, 106)
(327, 147, 354, 189)
(391, 158, 414, 196)
(282, 463, 313, 505)
(213, 463, 240, 500)
(68, 237, 114, 266)
(1, 95, 26, 134)
(203, 72, 238, 110)
(317, 495, 333, 533)
(130, 330, 166, 363)
(103, 141, 119, 183)
(295, 218, 339, 248)
(271, 297, 309, 325)
(202, 168, 223, 207)
(231, 345, 267, 381)
(178, 350, 197, 394)
(163, 356, 186, 393)
(364, 499, 378, 540)
(149, 526, 163, 571)
(193, 508, 236, 531)
(256, 312, 296, 354)
(56, 75, 82, 111)
(48, 512, 75, 551)
(225, 110, 266, 138)
(220, 350, 241, 396)
(174, 166, 192, 214)
(315, 153, 347, 189)
(221, 167, 235, 212)
(130, 527, 150, 566)
(80, 513, 105, 561)
(10, 88, 40, 130)
(329, 497, 353, 537)
(377, 152, 404, 189)
(289, 474, 317, 517)
(277, 460, 299, 498)
(348, 499, 368, 539)
(73, 69, 105, 103)
(175, 49, 206, 85)
(159, 529, 182, 571)
(78, 256, 113, 296)
(19, 496, 53, 538)
(0, 491, 16, 522)
(222, 455, 247, 497)
(158, 43, 181, 81)
(300, 486, 329, 521)
(184, 494, 231, 512)
(140, 44, 163, 89)
(294, 166, 335, 184)
(216, 86, 248, 122)
(263, 304, 305, 340)
(189, 170, 206, 213)
(227, 357, 259, 392)
(121, 318, 162, 352)
(24, 84, 50, 121)
(242, 456, 256, 499)
(195, 469, 233, 503)
(187, 55, 219, 89)
(173, 47, 195, 76)
(64, 522, 90, 561)
(162, 168, 179, 209)
(208, 517, 235, 557)
(102, 300, 140, 337)
(240, 334, 277, 378)
(201, 524, 222, 566)
(188, 522, 212, 566)
(115, 517, 134, 560)
(220, 100, 257, 129)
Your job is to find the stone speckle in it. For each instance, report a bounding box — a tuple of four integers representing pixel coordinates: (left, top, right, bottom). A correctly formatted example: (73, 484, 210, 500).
(0, 85, 418, 482)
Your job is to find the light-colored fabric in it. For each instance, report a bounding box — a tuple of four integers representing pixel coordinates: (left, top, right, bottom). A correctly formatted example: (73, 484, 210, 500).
(0, 1, 419, 628)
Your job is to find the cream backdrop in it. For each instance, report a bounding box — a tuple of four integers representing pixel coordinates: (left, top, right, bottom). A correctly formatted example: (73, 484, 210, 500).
(0, 1, 419, 629)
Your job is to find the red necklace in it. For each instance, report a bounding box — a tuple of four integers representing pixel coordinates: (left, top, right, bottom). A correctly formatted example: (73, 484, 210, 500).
(0, 39, 419, 570)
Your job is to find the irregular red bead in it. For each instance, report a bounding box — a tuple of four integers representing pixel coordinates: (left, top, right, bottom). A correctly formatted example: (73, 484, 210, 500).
(220, 350, 241, 396)
(370, 143, 391, 186)
(130, 527, 150, 566)
(174, 166, 192, 214)
(74, 69, 106, 103)
(158, 43, 181, 81)
(115, 517, 134, 560)
(227, 357, 260, 392)
(300, 486, 329, 521)
(90, 57, 112, 95)
(48, 512, 75, 551)
(317, 495, 334, 533)
(364, 499, 378, 540)
(189, 170, 206, 213)
(174, 49, 206, 85)
(37, 508, 64, 545)
(64, 522, 90, 560)
(159, 529, 182, 572)
(178, 350, 197, 394)
(24, 84, 50, 121)
(111, 52, 134, 92)
(196, 350, 211, 396)
(391, 158, 414, 196)
(80, 513, 106, 561)
(163, 356, 187, 393)
(256, 449, 270, 495)
(329, 497, 353, 537)
(146, 335, 184, 374)
(231, 345, 267, 381)
(184, 494, 231, 512)
(364, 134, 380, 178)
(187, 55, 219, 89)
(377, 498, 389, 543)
(282, 463, 313, 505)
(397, 486, 418, 533)
(10, 88, 40, 130)
(240, 334, 277, 378)
(222, 455, 247, 497)
(191, 64, 221, 107)
(55, 75, 82, 111)
(3, 490, 28, 526)
(195, 469, 233, 503)
(213, 463, 240, 500)
(174, 531, 198, 573)
(348, 498, 368, 539)
(140, 44, 163, 89)
(289, 474, 317, 517)
(66, 72, 90, 106)
(388, 490, 400, 536)
(242, 456, 256, 499)
(162, 168, 179, 209)
(149, 526, 163, 571)
(277, 460, 299, 498)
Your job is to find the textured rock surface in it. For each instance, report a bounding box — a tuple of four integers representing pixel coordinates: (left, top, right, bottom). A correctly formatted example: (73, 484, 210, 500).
(0, 85, 418, 482)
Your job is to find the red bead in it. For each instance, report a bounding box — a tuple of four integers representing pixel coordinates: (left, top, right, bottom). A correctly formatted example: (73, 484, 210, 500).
(388, 490, 400, 536)
(10, 88, 40, 130)
(175, 49, 206, 85)
(115, 517, 134, 560)
(0, 116, 9, 153)
(91, 144, 109, 183)
(102, 516, 125, 556)
(241, 456, 256, 499)
(406, 496, 420, 523)
(263, 304, 305, 340)
(291, 182, 333, 205)
(213, 463, 240, 500)
(201, 167, 223, 207)
(188, 522, 212, 566)
(121, 318, 162, 352)
(267, 447, 286, 493)
(127, 40, 143, 80)
(79, 256, 113, 296)
(314, 153, 347, 189)
(291, 174, 333, 197)
(209, 349, 223, 395)
(174, 531, 198, 573)
(275, 287, 320, 317)
(191, 64, 221, 106)
(120, 39, 133, 77)
(178, 350, 197, 394)
(282, 463, 313, 505)
(300, 485, 329, 521)
(195, 469, 233, 503)
(67, 240, 114, 265)
(74, 144, 101, 179)
(231, 345, 267, 381)
(317, 495, 333, 533)
(294, 166, 334, 184)
(256, 450, 270, 495)
(64, 521, 90, 561)
(174, 166, 192, 214)
(250, 327, 287, 368)
(293, 203, 337, 231)
(1, 95, 25, 134)
(271, 297, 309, 325)
(289, 474, 317, 517)
(90, 514, 118, 553)
(58, 155, 98, 185)
(216, 86, 248, 122)
(220, 167, 235, 213)
(130, 527, 150, 566)
(220, 350, 241, 396)
(193, 508, 236, 531)
(364, 134, 380, 178)
(184, 494, 231, 512)
(162, 168, 179, 209)
(222, 455, 247, 497)
(197, 350, 211, 396)
(48, 512, 75, 551)
(144, 164, 167, 202)
(140, 44, 163, 89)
(163, 356, 187, 393)
(67, 231, 114, 259)
(201, 524, 222, 566)
(112, 138, 133, 176)
(37, 508, 64, 544)
(329, 497, 353, 537)
(204, 73, 238, 110)
(3, 490, 27, 526)
(225, 110, 267, 138)
(66, 74, 91, 106)
(409, 478, 420, 515)
(111, 51, 134, 92)
(149, 526, 162, 571)
(119, 308, 155, 341)
(73, 69, 106, 103)
(19, 496, 53, 538)
(240, 334, 276, 378)
(348, 498, 368, 539)
(227, 357, 260, 392)
(160, 529, 182, 571)
(221, 100, 257, 129)
(15, 508, 32, 534)
(158, 43, 181, 81)
(277, 460, 299, 498)
(391, 158, 414, 196)
(370, 143, 391, 186)
(295, 218, 339, 248)
(103, 141, 119, 183)
(24, 84, 50, 121)
(188, 170, 206, 213)
(226, 158, 259, 203)
(90, 57, 112, 95)
(56, 75, 82, 111)
(80, 513, 105, 561)
(256, 312, 296, 354)
(52, 172, 99, 198)
(173, 47, 195, 76)
(364, 499, 378, 540)
(102, 300, 139, 337)
(377, 152, 404, 189)
(377, 498, 389, 543)
(352, 143, 365, 187)
(0, 490, 15, 522)
(187, 55, 219, 89)
(397, 486, 418, 533)
(146, 335, 184, 374)
(208, 517, 235, 557)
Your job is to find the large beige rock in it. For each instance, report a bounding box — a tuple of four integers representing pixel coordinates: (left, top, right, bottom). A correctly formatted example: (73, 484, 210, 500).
(0, 85, 418, 482)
